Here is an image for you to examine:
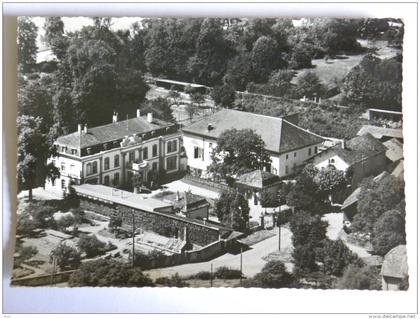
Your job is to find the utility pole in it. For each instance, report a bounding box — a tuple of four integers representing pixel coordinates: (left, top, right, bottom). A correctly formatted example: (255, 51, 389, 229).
(210, 263, 213, 287)
(278, 212, 281, 252)
(240, 247, 243, 284)
(50, 256, 56, 287)
(132, 210, 135, 268)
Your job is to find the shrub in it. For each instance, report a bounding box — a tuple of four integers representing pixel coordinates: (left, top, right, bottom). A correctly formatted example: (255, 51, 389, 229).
(156, 273, 189, 287)
(50, 243, 81, 271)
(14, 244, 38, 267)
(214, 267, 242, 279)
(335, 264, 381, 290)
(77, 234, 107, 258)
(193, 271, 214, 280)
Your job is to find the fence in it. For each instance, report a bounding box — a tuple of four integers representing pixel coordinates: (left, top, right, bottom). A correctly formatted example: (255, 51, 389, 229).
(183, 174, 232, 193)
(11, 270, 75, 287)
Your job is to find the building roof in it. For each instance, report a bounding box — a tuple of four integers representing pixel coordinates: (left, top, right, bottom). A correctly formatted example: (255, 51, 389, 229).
(236, 170, 281, 190)
(183, 109, 324, 154)
(316, 133, 387, 167)
(152, 190, 209, 212)
(56, 116, 173, 149)
(383, 138, 404, 162)
(73, 184, 173, 213)
(391, 160, 404, 179)
(357, 125, 403, 140)
(381, 245, 408, 279)
(342, 171, 388, 210)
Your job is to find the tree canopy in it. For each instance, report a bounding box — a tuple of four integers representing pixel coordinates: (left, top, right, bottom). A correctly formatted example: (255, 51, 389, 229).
(209, 129, 271, 181)
(214, 191, 249, 232)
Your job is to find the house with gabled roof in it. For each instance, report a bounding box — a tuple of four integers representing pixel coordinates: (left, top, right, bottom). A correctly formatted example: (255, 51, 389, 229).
(182, 109, 324, 178)
(381, 245, 409, 291)
(45, 110, 186, 194)
(311, 133, 387, 189)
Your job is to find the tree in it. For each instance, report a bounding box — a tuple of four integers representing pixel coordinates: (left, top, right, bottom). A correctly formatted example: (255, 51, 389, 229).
(209, 129, 271, 180)
(211, 84, 236, 108)
(314, 165, 349, 198)
(69, 259, 154, 287)
(77, 234, 107, 258)
(336, 264, 381, 290)
(50, 243, 81, 271)
(17, 17, 38, 73)
(16, 213, 38, 236)
(260, 188, 281, 208)
(141, 97, 175, 123)
(371, 209, 406, 256)
(214, 191, 249, 232)
(17, 116, 60, 201)
(168, 89, 181, 106)
(223, 52, 253, 91)
(191, 92, 205, 108)
(185, 103, 198, 123)
(316, 239, 362, 276)
(108, 215, 122, 233)
(289, 42, 313, 69)
(43, 17, 68, 60)
(292, 243, 319, 275)
(295, 71, 326, 99)
(56, 214, 75, 232)
(352, 173, 405, 233)
(289, 211, 328, 248)
(14, 244, 38, 267)
(250, 36, 285, 83)
(341, 54, 402, 111)
(251, 261, 295, 288)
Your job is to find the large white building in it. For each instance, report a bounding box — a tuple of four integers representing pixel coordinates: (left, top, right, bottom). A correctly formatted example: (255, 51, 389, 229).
(182, 109, 324, 178)
(45, 110, 186, 194)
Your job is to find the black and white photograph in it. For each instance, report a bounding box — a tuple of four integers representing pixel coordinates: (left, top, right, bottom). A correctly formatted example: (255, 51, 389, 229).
(2, 2, 418, 315)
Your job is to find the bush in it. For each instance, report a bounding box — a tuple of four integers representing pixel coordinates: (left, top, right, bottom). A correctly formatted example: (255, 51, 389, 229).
(335, 264, 381, 290)
(14, 244, 38, 267)
(155, 273, 189, 287)
(50, 243, 81, 271)
(77, 234, 107, 258)
(192, 271, 214, 280)
(240, 261, 295, 288)
(214, 267, 242, 279)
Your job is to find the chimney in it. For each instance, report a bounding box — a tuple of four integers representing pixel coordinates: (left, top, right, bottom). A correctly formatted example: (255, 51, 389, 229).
(183, 191, 188, 213)
(84, 124, 88, 134)
(112, 112, 118, 123)
(147, 112, 153, 123)
(78, 124, 82, 134)
(341, 139, 346, 149)
(207, 123, 213, 131)
(136, 109, 141, 118)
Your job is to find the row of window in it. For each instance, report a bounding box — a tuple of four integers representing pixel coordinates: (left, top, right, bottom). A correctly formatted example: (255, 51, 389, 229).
(285, 146, 318, 160)
(103, 173, 120, 186)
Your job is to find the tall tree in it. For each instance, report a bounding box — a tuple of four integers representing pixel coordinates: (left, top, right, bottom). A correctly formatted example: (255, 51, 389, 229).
(43, 17, 68, 60)
(17, 115, 60, 200)
(17, 17, 38, 73)
(211, 84, 236, 108)
(214, 190, 249, 232)
(209, 129, 271, 181)
(295, 71, 327, 99)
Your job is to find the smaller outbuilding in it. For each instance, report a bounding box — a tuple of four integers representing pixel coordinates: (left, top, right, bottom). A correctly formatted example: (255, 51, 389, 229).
(381, 245, 409, 291)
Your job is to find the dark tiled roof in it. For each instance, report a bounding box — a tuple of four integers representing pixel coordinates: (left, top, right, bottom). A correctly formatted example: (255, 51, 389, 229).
(381, 245, 408, 279)
(56, 116, 172, 148)
(318, 133, 387, 167)
(183, 109, 324, 154)
(236, 169, 281, 189)
(357, 125, 403, 140)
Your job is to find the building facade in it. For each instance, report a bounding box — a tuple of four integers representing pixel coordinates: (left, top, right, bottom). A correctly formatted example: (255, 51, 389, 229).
(45, 110, 186, 194)
(182, 109, 325, 178)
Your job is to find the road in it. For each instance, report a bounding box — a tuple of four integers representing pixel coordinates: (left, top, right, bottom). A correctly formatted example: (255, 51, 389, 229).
(145, 226, 293, 280)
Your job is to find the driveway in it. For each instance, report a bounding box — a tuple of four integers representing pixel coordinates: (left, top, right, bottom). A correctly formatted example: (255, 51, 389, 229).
(145, 226, 293, 280)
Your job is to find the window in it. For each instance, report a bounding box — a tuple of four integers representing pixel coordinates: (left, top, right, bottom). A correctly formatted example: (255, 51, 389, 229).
(114, 173, 120, 185)
(61, 179, 66, 190)
(71, 148, 77, 155)
(166, 156, 177, 171)
(152, 144, 158, 157)
(86, 148, 91, 155)
(285, 165, 289, 174)
(308, 147, 312, 156)
(152, 162, 158, 171)
(286, 154, 289, 160)
(104, 175, 110, 186)
(92, 162, 98, 174)
(114, 155, 120, 167)
(194, 146, 203, 159)
(104, 157, 110, 170)
(143, 147, 148, 160)
(329, 158, 335, 164)
(167, 140, 177, 153)
(86, 163, 92, 175)
(294, 152, 297, 157)
(61, 162, 65, 172)
(315, 146, 318, 154)
(129, 151, 135, 162)
(61, 146, 67, 153)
